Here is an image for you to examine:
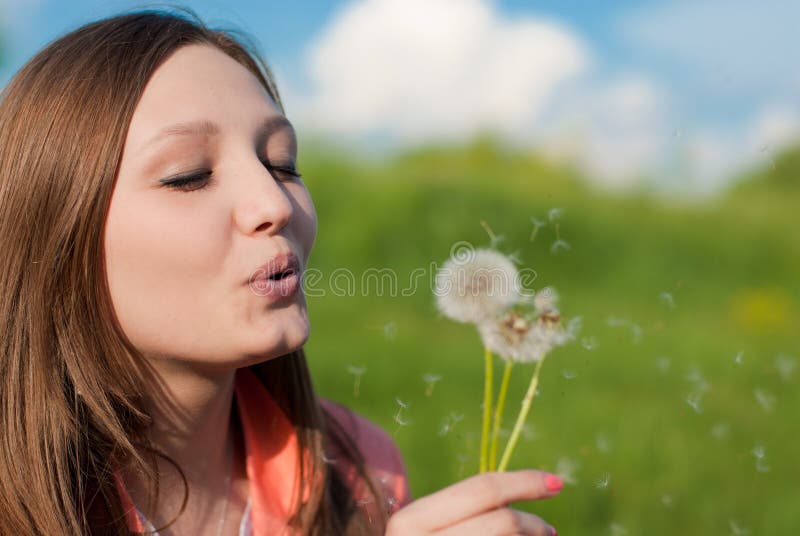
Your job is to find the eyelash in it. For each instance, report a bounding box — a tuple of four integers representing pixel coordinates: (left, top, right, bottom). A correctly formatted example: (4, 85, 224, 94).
(161, 161, 302, 193)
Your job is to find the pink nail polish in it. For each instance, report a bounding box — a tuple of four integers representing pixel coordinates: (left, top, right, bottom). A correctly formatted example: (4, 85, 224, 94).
(550, 527, 558, 536)
(544, 474, 563, 492)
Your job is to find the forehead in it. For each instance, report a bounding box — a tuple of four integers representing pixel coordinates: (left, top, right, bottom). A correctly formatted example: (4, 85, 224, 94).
(125, 43, 283, 154)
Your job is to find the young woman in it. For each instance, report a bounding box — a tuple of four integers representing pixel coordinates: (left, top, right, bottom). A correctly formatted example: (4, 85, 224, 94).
(0, 8, 563, 535)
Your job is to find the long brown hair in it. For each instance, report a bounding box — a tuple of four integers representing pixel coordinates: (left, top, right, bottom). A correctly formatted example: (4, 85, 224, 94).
(0, 7, 384, 535)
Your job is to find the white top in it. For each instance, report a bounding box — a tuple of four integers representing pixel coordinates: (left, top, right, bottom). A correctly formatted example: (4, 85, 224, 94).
(135, 495, 253, 536)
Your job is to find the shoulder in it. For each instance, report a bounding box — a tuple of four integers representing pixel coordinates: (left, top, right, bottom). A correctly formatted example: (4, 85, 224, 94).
(320, 398, 412, 510)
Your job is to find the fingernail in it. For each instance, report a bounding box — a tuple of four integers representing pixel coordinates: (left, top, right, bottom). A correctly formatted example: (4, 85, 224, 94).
(544, 474, 563, 492)
(550, 527, 558, 536)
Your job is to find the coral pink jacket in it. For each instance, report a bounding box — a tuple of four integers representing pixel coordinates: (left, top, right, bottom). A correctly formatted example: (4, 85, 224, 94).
(115, 367, 411, 534)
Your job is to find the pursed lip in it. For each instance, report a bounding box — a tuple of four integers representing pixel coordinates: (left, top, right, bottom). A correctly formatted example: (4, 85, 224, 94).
(248, 252, 300, 285)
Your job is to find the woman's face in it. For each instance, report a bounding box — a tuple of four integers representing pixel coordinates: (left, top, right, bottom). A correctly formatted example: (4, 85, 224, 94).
(104, 43, 317, 369)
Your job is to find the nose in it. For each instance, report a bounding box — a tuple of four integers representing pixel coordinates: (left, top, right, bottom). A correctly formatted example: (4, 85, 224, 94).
(234, 158, 294, 236)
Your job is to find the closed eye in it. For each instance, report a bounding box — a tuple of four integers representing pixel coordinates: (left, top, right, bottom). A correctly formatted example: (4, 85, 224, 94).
(263, 161, 302, 181)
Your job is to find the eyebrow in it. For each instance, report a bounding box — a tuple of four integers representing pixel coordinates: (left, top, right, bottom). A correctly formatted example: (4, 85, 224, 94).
(144, 115, 295, 150)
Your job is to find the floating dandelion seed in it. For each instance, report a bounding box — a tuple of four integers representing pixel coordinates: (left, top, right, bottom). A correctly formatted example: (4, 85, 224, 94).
(734, 350, 744, 365)
(456, 453, 468, 477)
(550, 218, 570, 254)
(392, 412, 412, 435)
(435, 247, 521, 324)
(710, 421, 731, 441)
(754, 387, 775, 412)
(547, 207, 564, 222)
(566, 316, 583, 338)
(729, 520, 750, 536)
(660, 494, 674, 509)
(752, 444, 771, 473)
(555, 456, 580, 485)
(346, 365, 366, 397)
(550, 237, 570, 254)
(581, 336, 598, 351)
(686, 367, 710, 393)
(395, 397, 410, 410)
(685, 392, 704, 414)
(775, 353, 796, 381)
(629, 324, 642, 344)
(606, 316, 629, 327)
(437, 412, 464, 437)
(595, 433, 612, 453)
(529, 217, 546, 242)
(655, 356, 671, 373)
(521, 423, 536, 442)
(479, 220, 505, 248)
(609, 522, 628, 536)
(507, 250, 523, 265)
(422, 373, 442, 396)
(595, 473, 611, 490)
(382, 321, 397, 340)
(561, 369, 577, 380)
(659, 291, 676, 308)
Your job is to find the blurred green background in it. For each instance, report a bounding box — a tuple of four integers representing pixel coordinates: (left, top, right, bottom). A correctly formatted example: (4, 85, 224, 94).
(302, 139, 798, 535)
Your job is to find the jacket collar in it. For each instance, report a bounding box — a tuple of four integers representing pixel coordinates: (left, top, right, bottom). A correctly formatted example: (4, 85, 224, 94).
(115, 367, 303, 535)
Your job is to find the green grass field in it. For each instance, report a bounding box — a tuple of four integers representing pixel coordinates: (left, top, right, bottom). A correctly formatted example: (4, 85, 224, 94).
(300, 139, 799, 535)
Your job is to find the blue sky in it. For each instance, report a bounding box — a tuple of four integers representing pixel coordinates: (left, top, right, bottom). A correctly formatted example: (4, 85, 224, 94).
(1, 0, 797, 194)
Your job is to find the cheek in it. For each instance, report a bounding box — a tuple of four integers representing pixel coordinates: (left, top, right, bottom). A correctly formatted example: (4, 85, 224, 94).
(102, 190, 231, 356)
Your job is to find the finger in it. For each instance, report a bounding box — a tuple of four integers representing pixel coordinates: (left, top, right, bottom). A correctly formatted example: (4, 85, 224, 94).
(437, 508, 555, 536)
(394, 470, 563, 531)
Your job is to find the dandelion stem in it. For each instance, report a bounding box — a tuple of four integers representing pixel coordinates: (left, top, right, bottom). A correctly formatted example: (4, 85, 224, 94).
(489, 359, 513, 471)
(479, 347, 494, 473)
(498, 357, 546, 472)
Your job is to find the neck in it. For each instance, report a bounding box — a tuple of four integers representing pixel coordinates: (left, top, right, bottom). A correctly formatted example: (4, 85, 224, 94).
(124, 361, 244, 532)
(146, 362, 236, 476)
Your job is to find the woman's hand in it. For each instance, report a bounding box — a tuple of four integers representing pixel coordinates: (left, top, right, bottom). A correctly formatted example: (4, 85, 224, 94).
(386, 470, 562, 535)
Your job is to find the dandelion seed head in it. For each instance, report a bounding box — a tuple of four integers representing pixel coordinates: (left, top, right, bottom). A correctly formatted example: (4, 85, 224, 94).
(435, 248, 521, 323)
(534, 286, 559, 314)
(478, 307, 573, 364)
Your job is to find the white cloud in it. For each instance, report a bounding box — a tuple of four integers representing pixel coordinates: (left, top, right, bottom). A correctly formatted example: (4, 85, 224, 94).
(539, 77, 671, 189)
(282, 0, 800, 196)
(290, 0, 588, 143)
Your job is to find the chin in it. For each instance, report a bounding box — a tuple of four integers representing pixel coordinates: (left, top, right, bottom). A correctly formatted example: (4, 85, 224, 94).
(243, 307, 311, 362)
